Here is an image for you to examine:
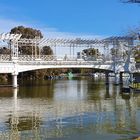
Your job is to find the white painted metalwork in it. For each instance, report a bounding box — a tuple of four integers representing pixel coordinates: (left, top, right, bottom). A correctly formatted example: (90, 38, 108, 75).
(0, 33, 22, 58)
(37, 36, 133, 47)
(0, 33, 22, 41)
(0, 32, 138, 87)
(0, 55, 11, 61)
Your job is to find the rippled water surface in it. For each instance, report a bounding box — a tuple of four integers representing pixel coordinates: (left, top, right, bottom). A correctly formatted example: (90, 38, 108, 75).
(0, 77, 140, 140)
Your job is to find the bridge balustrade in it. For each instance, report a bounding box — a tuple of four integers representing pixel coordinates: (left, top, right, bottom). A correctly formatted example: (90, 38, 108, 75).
(18, 60, 112, 66)
(18, 55, 79, 62)
(0, 55, 114, 66)
(0, 55, 11, 61)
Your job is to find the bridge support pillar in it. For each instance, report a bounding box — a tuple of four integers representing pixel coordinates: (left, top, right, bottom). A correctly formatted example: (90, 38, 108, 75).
(105, 72, 109, 85)
(120, 72, 123, 85)
(12, 74, 18, 88)
(114, 73, 120, 85)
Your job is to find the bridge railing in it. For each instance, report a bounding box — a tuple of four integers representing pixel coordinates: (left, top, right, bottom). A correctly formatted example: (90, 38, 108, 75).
(0, 54, 135, 63)
(18, 55, 82, 61)
(0, 55, 11, 61)
(18, 55, 57, 61)
(0, 54, 114, 65)
(18, 55, 107, 61)
(18, 60, 113, 66)
(17, 55, 114, 66)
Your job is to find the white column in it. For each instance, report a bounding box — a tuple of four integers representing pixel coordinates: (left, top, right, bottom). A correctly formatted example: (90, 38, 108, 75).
(70, 44, 72, 56)
(114, 73, 120, 85)
(12, 74, 18, 88)
(129, 73, 133, 83)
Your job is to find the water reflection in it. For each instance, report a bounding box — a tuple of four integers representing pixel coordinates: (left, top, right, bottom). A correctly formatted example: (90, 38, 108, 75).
(19, 80, 55, 98)
(0, 78, 140, 139)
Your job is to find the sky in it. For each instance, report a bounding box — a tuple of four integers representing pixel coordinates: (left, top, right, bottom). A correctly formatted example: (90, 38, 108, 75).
(0, 0, 140, 38)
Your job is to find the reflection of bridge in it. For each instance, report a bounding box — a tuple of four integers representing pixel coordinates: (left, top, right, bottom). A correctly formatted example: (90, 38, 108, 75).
(0, 33, 138, 87)
(0, 83, 138, 139)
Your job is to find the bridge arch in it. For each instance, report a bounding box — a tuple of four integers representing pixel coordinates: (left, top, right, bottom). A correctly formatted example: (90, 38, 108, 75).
(17, 64, 113, 73)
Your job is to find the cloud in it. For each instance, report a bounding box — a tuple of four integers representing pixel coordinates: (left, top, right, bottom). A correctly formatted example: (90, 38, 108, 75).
(0, 18, 104, 39)
(0, 19, 28, 33)
(0, 18, 106, 55)
(41, 26, 103, 39)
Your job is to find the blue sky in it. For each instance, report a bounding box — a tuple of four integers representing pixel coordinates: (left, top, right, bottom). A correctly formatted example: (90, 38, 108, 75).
(0, 0, 140, 38)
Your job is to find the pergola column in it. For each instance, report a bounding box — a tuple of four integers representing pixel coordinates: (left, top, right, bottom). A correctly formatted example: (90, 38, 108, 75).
(129, 73, 133, 83)
(120, 72, 123, 85)
(105, 72, 109, 85)
(70, 44, 72, 56)
(114, 73, 120, 85)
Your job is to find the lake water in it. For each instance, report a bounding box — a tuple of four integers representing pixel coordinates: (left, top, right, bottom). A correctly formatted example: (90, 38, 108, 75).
(0, 77, 140, 140)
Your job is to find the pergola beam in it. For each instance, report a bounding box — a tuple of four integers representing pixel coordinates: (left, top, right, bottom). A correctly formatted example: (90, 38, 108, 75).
(0, 33, 22, 41)
(36, 36, 133, 47)
(0, 33, 135, 54)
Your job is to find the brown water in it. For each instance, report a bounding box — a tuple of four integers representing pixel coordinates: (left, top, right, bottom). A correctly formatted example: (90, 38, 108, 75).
(0, 77, 140, 140)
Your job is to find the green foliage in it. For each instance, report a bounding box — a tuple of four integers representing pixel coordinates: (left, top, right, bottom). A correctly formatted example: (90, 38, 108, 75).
(0, 47, 10, 54)
(10, 26, 53, 56)
(111, 47, 128, 58)
(0, 74, 9, 83)
(83, 48, 99, 56)
(10, 26, 43, 55)
(41, 46, 53, 55)
(10, 26, 43, 39)
(134, 48, 140, 62)
(10, 26, 54, 79)
(82, 48, 100, 58)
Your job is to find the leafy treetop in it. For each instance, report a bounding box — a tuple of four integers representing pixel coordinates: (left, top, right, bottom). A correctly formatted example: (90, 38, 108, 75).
(10, 26, 43, 39)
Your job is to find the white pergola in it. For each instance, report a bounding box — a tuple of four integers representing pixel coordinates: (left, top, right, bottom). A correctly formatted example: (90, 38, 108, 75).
(0, 33, 22, 41)
(0, 33, 135, 58)
(0, 33, 22, 57)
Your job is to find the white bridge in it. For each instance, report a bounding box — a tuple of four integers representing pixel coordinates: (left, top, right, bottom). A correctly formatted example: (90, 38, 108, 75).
(0, 55, 113, 73)
(0, 33, 138, 87)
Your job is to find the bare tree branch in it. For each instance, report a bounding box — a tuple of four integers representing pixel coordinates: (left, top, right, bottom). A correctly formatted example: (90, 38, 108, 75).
(121, 0, 140, 3)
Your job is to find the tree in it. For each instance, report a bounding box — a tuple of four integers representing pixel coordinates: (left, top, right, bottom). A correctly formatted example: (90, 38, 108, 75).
(0, 47, 10, 54)
(10, 26, 43, 55)
(121, 0, 140, 62)
(82, 48, 100, 60)
(10, 26, 43, 39)
(10, 26, 54, 56)
(41, 46, 53, 55)
(133, 46, 140, 62)
(10, 26, 54, 80)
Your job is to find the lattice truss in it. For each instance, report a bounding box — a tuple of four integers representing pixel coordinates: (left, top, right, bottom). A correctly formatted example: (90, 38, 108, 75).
(38, 36, 134, 59)
(0, 33, 22, 57)
(18, 36, 134, 49)
(0, 33, 135, 57)
(0, 33, 21, 41)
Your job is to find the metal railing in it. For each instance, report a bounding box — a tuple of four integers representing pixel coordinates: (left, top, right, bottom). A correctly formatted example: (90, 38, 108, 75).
(0, 54, 117, 66)
(0, 55, 112, 65)
(0, 54, 134, 66)
(0, 55, 11, 61)
(18, 55, 104, 62)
